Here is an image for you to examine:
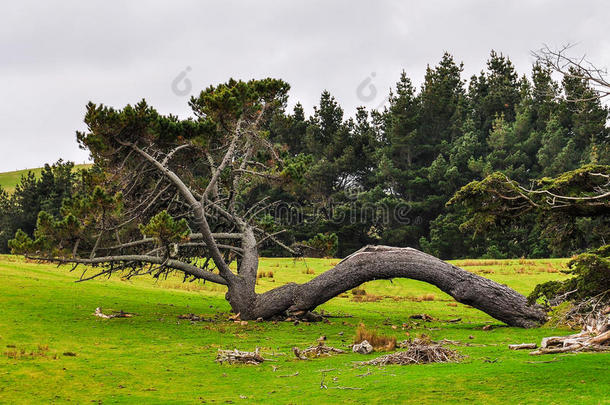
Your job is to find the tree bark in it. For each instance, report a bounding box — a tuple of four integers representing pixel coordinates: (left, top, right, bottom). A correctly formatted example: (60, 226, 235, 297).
(229, 246, 547, 328)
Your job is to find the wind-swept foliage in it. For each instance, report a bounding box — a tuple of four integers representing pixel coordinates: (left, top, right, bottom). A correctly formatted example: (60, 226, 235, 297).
(7, 74, 550, 326)
(12, 79, 291, 283)
(528, 244, 610, 304)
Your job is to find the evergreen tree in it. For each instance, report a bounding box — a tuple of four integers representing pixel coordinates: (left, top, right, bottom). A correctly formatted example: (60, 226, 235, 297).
(558, 67, 609, 165)
(469, 51, 521, 137)
(0, 161, 78, 252)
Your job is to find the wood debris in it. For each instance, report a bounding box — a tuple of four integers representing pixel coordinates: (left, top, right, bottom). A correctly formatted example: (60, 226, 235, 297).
(177, 313, 211, 322)
(509, 343, 537, 350)
(292, 342, 345, 360)
(529, 331, 610, 355)
(357, 342, 463, 366)
(398, 338, 475, 347)
(409, 313, 435, 322)
(215, 348, 266, 365)
(530, 308, 610, 355)
(93, 307, 134, 319)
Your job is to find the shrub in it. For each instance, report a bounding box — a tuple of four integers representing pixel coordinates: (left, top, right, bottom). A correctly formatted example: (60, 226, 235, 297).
(301, 233, 338, 258)
(528, 245, 610, 304)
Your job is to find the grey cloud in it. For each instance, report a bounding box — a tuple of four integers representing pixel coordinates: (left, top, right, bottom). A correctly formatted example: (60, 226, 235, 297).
(0, 0, 608, 171)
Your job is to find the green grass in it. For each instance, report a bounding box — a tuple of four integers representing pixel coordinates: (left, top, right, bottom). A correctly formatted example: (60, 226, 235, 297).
(0, 256, 608, 404)
(0, 164, 91, 194)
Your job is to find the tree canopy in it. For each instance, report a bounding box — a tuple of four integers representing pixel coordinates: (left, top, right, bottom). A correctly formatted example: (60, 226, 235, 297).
(3, 50, 608, 262)
(5, 73, 554, 327)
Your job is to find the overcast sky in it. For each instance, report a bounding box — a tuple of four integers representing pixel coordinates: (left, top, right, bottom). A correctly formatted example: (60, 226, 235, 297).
(1, 0, 609, 172)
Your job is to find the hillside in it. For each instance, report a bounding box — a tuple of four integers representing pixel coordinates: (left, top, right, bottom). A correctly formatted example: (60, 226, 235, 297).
(0, 164, 92, 193)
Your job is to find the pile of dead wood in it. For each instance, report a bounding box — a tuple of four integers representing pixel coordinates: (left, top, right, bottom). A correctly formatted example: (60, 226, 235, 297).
(529, 332, 610, 355)
(357, 342, 463, 366)
(293, 342, 345, 360)
(529, 305, 610, 355)
(215, 348, 266, 365)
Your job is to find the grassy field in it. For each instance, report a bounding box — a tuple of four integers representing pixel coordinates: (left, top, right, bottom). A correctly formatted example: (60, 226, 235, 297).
(0, 255, 608, 404)
(0, 164, 91, 194)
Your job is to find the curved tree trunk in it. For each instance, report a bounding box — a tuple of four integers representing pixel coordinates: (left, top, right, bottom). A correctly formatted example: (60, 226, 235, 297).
(229, 246, 547, 328)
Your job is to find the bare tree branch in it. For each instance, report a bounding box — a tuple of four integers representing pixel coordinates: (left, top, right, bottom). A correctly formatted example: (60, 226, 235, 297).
(28, 254, 228, 285)
(533, 44, 610, 101)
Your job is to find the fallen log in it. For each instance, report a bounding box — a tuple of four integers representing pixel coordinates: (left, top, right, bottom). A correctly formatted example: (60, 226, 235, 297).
(590, 330, 610, 345)
(530, 344, 610, 355)
(530, 344, 582, 355)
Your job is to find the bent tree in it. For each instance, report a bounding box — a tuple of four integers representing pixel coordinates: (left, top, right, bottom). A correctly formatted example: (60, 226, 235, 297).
(10, 79, 546, 327)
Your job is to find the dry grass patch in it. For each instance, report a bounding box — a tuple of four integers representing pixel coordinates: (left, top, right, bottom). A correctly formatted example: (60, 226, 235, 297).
(3, 344, 57, 360)
(459, 259, 502, 267)
(351, 288, 383, 302)
(473, 268, 494, 275)
(518, 257, 537, 265)
(160, 282, 225, 292)
(544, 264, 559, 273)
(351, 294, 383, 302)
(515, 267, 533, 275)
(386, 294, 436, 302)
(354, 324, 396, 351)
(351, 288, 367, 296)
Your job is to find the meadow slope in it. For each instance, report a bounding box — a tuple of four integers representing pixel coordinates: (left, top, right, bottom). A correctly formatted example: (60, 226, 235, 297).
(0, 164, 91, 194)
(0, 256, 609, 404)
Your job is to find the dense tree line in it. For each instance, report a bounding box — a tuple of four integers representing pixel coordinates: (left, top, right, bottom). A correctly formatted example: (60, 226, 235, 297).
(0, 161, 77, 253)
(265, 51, 608, 258)
(2, 51, 608, 258)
